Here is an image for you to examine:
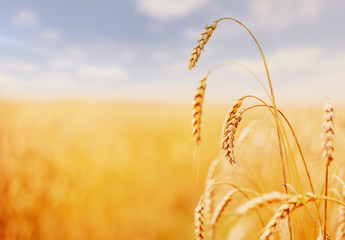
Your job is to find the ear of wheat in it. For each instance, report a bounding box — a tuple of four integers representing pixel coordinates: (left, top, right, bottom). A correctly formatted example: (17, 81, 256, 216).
(188, 17, 344, 240)
(322, 100, 335, 165)
(195, 196, 205, 240)
(188, 22, 217, 70)
(192, 76, 207, 145)
(221, 111, 243, 164)
(221, 99, 243, 143)
(322, 99, 335, 240)
(259, 195, 309, 240)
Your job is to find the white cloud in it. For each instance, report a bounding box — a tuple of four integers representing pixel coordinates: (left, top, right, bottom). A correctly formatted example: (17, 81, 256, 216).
(183, 27, 202, 40)
(249, 0, 327, 30)
(49, 58, 128, 82)
(151, 50, 170, 61)
(12, 9, 39, 27)
(0, 60, 41, 74)
(133, 0, 209, 20)
(77, 65, 128, 81)
(163, 61, 187, 73)
(39, 29, 61, 42)
(50, 58, 81, 69)
(235, 46, 345, 103)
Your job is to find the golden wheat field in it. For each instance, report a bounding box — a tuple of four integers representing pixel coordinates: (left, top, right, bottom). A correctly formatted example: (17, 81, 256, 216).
(0, 99, 345, 239)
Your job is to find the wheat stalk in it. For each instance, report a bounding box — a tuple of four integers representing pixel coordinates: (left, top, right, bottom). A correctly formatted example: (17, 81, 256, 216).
(195, 196, 205, 240)
(188, 22, 218, 70)
(322, 99, 335, 240)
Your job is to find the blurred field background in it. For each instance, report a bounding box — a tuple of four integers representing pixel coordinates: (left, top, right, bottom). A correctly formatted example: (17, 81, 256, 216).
(1, 100, 345, 239)
(2, 1, 345, 239)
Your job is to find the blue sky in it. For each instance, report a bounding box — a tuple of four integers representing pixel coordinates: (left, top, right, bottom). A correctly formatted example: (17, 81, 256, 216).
(1, 0, 345, 104)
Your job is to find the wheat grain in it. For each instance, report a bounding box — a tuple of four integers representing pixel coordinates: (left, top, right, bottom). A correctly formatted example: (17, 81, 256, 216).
(237, 192, 287, 216)
(188, 22, 217, 70)
(195, 196, 205, 240)
(192, 76, 207, 145)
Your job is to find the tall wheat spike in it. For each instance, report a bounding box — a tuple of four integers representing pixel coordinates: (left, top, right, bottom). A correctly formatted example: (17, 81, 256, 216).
(192, 76, 207, 145)
(188, 22, 217, 70)
(322, 100, 335, 165)
(322, 99, 335, 240)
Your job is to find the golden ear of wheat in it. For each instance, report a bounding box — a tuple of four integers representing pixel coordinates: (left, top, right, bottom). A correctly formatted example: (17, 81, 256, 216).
(221, 99, 243, 146)
(221, 112, 243, 164)
(322, 99, 335, 166)
(192, 76, 207, 145)
(188, 22, 218, 70)
(259, 194, 314, 240)
(195, 196, 205, 240)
